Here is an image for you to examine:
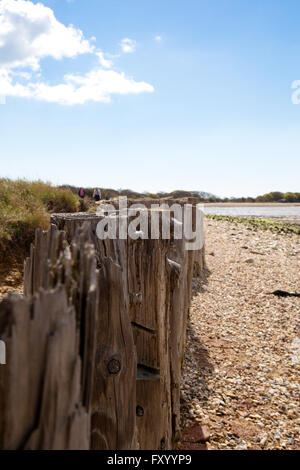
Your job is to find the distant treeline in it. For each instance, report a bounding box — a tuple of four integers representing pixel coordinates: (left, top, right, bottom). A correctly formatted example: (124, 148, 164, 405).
(255, 192, 300, 203)
(60, 186, 300, 203)
(205, 192, 300, 203)
(59, 186, 216, 201)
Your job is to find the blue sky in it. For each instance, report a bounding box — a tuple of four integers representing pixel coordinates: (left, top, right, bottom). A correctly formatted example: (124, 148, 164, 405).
(0, 0, 300, 197)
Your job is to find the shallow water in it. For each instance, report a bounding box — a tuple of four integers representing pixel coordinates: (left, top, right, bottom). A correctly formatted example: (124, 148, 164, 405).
(204, 206, 300, 218)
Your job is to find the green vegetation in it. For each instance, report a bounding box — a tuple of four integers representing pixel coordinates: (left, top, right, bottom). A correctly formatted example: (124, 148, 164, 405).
(206, 214, 300, 235)
(61, 186, 300, 203)
(0, 179, 79, 257)
(1, 178, 299, 261)
(256, 192, 300, 203)
(60, 185, 215, 201)
(199, 192, 300, 203)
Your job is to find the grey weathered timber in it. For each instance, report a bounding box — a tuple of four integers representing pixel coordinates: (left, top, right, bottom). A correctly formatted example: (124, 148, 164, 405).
(90, 257, 137, 450)
(0, 226, 99, 450)
(0, 287, 93, 450)
(23, 223, 137, 450)
(51, 207, 204, 449)
(0, 201, 205, 450)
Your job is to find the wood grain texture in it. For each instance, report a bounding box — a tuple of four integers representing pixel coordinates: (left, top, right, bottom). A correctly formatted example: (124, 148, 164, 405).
(0, 202, 204, 450)
(50, 207, 204, 449)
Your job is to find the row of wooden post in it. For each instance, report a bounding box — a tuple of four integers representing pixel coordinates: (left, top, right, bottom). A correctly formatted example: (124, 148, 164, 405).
(0, 206, 204, 450)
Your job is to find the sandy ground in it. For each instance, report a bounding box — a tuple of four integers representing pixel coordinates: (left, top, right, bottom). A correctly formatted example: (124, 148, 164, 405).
(0, 258, 23, 299)
(180, 219, 300, 450)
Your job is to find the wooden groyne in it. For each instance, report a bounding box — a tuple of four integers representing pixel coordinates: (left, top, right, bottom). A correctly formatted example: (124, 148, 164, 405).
(0, 206, 204, 450)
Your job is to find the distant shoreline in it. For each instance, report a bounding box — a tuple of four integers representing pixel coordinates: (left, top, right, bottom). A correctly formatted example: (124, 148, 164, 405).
(203, 202, 300, 207)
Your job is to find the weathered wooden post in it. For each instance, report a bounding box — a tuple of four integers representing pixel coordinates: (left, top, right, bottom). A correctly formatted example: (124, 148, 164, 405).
(50, 202, 204, 449)
(0, 226, 99, 450)
(23, 223, 138, 450)
(0, 198, 205, 450)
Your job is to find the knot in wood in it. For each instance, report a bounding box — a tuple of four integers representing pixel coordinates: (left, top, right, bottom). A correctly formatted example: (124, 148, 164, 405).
(130, 292, 143, 304)
(160, 438, 166, 450)
(107, 358, 121, 375)
(136, 405, 144, 417)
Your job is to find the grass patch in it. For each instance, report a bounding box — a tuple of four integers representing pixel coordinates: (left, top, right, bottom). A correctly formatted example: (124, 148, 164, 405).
(205, 214, 300, 235)
(0, 179, 80, 260)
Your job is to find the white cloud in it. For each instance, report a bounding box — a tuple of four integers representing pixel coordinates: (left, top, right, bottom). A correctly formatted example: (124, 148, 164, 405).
(96, 51, 113, 69)
(120, 38, 136, 54)
(0, 1, 153, 105)
(155, 35, 162, 42)
(0, 0, 93, 70)
(0, 67, 154, 105)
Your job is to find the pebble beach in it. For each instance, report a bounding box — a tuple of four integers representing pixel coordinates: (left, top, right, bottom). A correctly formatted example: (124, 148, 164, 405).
(180, 218, 300, 450)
